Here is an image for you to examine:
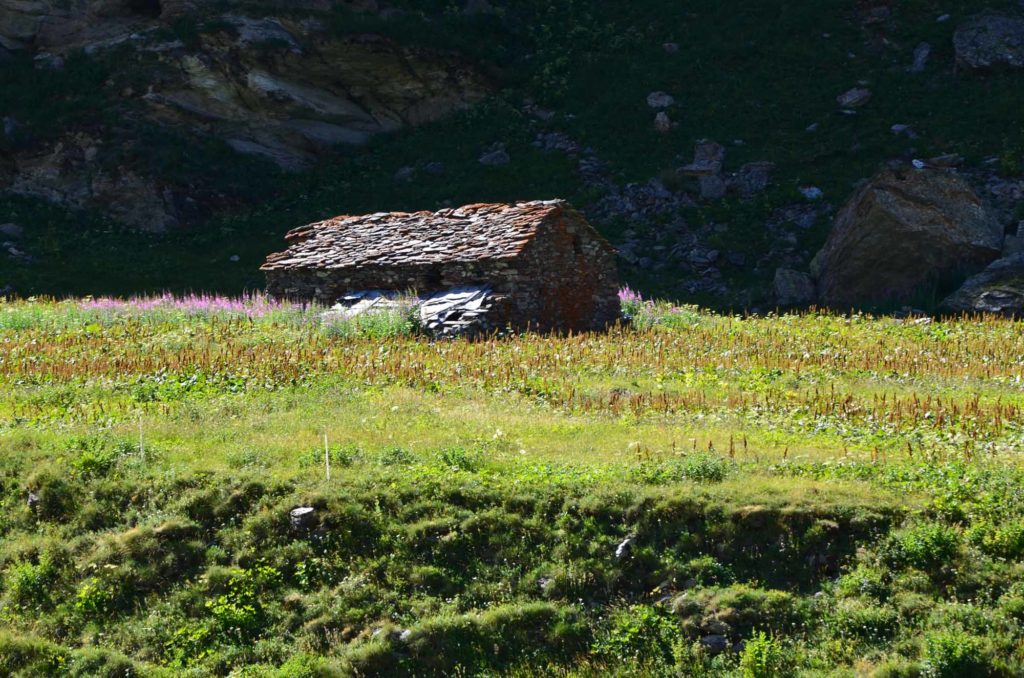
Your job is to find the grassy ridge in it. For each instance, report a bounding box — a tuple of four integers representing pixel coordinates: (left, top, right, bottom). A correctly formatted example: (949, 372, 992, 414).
(0, 298, 1023, 675)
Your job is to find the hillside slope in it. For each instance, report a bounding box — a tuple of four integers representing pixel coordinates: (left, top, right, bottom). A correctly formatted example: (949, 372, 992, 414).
(2, 0, 1024, 308)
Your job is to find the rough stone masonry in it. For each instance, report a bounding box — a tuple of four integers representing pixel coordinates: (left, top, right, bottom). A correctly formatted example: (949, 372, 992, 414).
(261, 200, 621, 332)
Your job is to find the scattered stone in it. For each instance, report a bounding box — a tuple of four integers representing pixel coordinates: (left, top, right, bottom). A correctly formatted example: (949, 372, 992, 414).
(662, 42, 679, 54)
(928, 153, 964, 168)
(614, 536, 633, 560)
(0, 223, 23, 239)
(806, 122, 820, 132)
(2, 117, 14, 138)
(836, 87, 872, 108)
(26, 491, 38, 511)
(424, 161, 445, 175)
(725, 252, 747, 267)
(229, 254, 240, 262)
(679, 141, 725, 176)
(891, 124, 918, 139)
(646, 91, 676, 109)
(523, 100, 557, 121)
(799, 186, 824, 200)
(732, 161, 775, 197)
(937, 14, 951, 23)
(954, 14, 1024, 70)
(394, 166, 416, 182)
(225, 15, 302, 52)
(290, 506, 316, 529)
(699, 175, 727, 200)
(912, 159, 927, 169)
(398, 629, 414, 643)
(479, 147, 510, 166)
(654, 111, 673, 134)
(700, 635, 730, 655)
(533, 132, 580, 155)
(941, 254, 1024, 315)
(814, 167, 1003, 307)
(688, 247, 720, 267)
(774, 268, 816, 305)
(910, 42, 932, 73)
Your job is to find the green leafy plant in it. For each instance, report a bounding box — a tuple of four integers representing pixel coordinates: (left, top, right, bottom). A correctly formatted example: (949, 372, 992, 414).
(740, 631, 788, 678)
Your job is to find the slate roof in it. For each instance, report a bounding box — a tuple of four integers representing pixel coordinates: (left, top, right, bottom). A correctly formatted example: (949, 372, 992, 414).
(261, 200, 565, 271)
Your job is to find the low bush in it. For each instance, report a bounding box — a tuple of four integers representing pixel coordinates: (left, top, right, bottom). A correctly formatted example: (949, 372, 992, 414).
(880, 524, 961, 573)
(922, 631, 990, 678)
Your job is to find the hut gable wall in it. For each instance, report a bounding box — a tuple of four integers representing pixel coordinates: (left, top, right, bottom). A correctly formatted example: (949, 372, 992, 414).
(512, 206, 620, 331)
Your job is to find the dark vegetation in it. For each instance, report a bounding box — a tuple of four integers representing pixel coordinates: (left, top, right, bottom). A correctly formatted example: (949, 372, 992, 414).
(3, 0, 1024, 302)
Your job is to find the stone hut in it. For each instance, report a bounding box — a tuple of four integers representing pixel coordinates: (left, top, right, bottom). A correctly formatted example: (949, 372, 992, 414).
(261, 200, 621, 332)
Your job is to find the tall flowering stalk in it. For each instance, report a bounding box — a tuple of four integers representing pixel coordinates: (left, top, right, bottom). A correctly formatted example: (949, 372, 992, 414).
(78, 292, 301, 320)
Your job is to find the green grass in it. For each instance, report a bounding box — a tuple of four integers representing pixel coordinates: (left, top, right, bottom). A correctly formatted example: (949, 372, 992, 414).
(0, 298, 1022, 674)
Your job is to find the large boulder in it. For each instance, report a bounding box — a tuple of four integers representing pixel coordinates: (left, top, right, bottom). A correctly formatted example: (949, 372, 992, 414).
(940, 254, 1024, 315)
(813, 167, 1003, 308)
(773, 268, 815, 306)
(0, 0, 49, 49)
(954, 14, 1024, 70)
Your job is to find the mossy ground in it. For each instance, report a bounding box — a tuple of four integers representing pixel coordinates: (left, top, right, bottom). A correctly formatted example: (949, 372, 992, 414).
(0, 299, 1023, 675)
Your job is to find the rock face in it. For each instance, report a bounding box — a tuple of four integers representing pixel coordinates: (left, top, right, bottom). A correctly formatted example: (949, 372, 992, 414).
(144, 24, 491, 171)
(813, 168, 1003, 308)
(940, 254, 1024, 316)
(0, 5, 491, 228)
(774, 268, 815, 306)
(954, 14, 1024, 70)
(262, 200, 622, 333)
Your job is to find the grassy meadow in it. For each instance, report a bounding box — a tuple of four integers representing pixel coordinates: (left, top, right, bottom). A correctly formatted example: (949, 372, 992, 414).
(0, 295, 1023, 676)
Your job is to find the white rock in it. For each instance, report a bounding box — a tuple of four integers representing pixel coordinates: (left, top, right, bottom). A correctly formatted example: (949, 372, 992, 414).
(646, 91, 675, 109)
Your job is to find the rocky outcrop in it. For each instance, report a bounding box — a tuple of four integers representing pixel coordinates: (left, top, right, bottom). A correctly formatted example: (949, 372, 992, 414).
(0, 0, 166, 51)
(0, 5, 491, 227)
(940, 254, 1024, 316)
(812, 167, 1003, 308)
(773, 268, 815, 306)
(6, 134, 181, 231)
(954, 14, 1024, 70)
(142, 23, 490, 170)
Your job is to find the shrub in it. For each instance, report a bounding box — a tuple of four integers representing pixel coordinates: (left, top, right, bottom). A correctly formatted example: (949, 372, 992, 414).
(378, 447, 415, 466)
(836, 564, 890, 600)
(922, 631, 989, 678)
(593, 604, 679, 666)
(74, 576, 119, 617)
(827, 599, 900, 642)
(4, 548, 68, 611)
(25, 471, 77, 522)
(880, 524, 961, 572)
(637, 453, 734, 484)
(438, 446, 483, 472)
(710, 585, 803, 637)
(65, 435, 136, 478)
(206, 564, 283, 640)
(966, 519, 1024, 560)
(739, 631, 789, 678)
